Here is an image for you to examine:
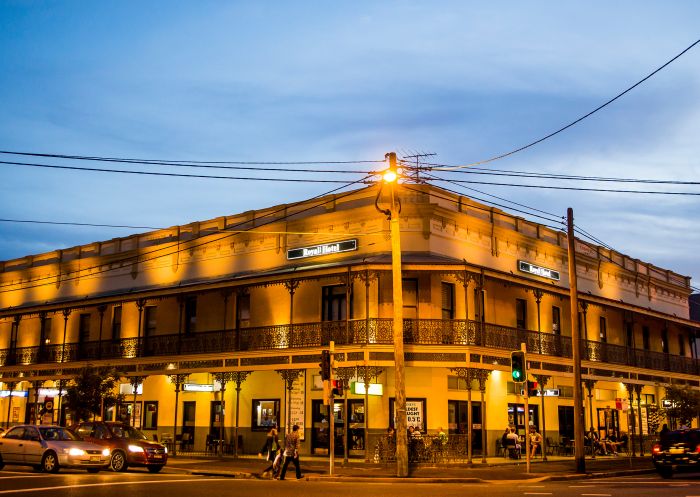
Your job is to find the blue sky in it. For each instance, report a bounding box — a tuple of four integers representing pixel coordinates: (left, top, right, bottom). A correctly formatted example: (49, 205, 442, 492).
(0, 2, 698, 291)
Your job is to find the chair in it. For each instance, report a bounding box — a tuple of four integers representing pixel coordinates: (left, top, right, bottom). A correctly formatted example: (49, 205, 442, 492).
(503, 437, 520, 459)
(180, 432, 191, 451)
(205, 434, 217, 454)
(496, 439, 507, 458)
(545, 437, 558, 456)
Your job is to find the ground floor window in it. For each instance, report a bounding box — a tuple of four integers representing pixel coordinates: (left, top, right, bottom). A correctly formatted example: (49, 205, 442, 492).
(143, 401, 158, 430)
(558, 405, 574, 439)
(252, 399, 280, 431)
(507, 403, 539, 436)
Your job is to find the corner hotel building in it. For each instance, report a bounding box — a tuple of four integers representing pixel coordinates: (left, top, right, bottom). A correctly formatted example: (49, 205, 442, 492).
(0, 183, 698, 456)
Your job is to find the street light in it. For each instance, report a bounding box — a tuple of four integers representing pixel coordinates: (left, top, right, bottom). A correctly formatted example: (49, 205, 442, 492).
(378, 152, 408, 477)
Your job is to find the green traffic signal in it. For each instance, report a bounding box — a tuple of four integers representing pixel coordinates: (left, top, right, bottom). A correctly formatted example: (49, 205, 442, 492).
(510, 351, 526, 382)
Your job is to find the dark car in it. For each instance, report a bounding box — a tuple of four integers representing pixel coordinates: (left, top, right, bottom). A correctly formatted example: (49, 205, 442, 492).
(73, 422, 167, 473)
(652, 428, 700, 478)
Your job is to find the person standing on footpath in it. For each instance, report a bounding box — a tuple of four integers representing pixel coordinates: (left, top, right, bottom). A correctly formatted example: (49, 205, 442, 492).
(278, 424, 302, 480)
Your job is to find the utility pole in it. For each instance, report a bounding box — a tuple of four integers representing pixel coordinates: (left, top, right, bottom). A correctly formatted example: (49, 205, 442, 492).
(329, 341, 335, 476)
(522, 343, 531, 474)
(567, 208, 586, 473)
(383, 152, 408, 477)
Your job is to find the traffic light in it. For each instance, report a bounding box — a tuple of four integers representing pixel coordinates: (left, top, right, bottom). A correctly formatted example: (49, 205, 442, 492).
(510, 350, 526, 382)
(527, 380, 538, 396)
(319, 350, 331, 380)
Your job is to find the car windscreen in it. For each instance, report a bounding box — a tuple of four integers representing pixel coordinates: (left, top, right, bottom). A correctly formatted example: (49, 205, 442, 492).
(39, 427, 79, 441)
(110, 425, 148, 440)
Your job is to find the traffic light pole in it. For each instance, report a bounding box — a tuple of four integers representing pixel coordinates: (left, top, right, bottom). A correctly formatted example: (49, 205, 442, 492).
(522, 343, 531, 474)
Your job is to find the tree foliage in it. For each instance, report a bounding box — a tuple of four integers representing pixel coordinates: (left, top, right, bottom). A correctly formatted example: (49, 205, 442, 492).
(663, 385, 700, 428)
(64, 366, 123, 423)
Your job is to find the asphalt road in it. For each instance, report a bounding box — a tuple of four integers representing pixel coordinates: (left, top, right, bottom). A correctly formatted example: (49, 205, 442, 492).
(0, 468, 698, 497)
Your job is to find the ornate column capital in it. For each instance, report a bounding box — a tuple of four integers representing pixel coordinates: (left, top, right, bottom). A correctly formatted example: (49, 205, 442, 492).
(276, 369, 304, 390)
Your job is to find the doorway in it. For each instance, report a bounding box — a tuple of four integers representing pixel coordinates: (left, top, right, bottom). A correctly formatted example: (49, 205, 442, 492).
(448, 400, 484, 452)
(182, 401, 196, 447)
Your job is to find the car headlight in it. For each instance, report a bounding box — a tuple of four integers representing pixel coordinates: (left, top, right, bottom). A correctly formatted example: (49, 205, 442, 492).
(68, 448, 86, 456)
(128, 444, 145, 453)
(102, 448, 111, 457)
(164, 445, 168, 454)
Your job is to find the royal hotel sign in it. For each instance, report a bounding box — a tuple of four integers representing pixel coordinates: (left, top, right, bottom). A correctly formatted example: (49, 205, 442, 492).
(287, 239, 358, 260)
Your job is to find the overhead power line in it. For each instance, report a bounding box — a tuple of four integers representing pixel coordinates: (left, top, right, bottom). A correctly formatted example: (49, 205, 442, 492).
(0, 160, 378, 183)
(0, 149, 385, 167)
(418, 162, 700, 186)
(431, 38, 700, 171)
(428, 175, 700, 196)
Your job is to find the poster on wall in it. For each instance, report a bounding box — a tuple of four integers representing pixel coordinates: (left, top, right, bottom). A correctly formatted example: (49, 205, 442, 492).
(641, 406, 649, 435)
(406, 401, 424, 430)
(12, 406, 20, 423)
(289, 373, 306, 441)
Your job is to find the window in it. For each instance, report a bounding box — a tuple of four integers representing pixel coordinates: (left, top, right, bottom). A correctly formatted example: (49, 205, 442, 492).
(79, 314, 91, 343)
(516, 299, 527, 329)
(322, 285, 348, 321)
(441, 282, 455, 319)
(642, 326, 650, 350)
(661, 329, 669, 354)
(3, 427, 25, 439)
(144, 306, 157, 338)
(252, 399, 280, 431)
(599, 317, 607, 343)
(184, 296, 197, 334)
(143, 401, 158, 429)
(679, 334, 686, 356)
(402, 279, 418, 319)
(236, 293, 250, 328)
(552, 306, 561, 335)
(626, 322, 634, 348)
(447, 375, 475, 390)
(40, 317, 52, 346)
(76, 423, 93, 438)
(111, 306, 122, 341)
(474, 288, 485, 322)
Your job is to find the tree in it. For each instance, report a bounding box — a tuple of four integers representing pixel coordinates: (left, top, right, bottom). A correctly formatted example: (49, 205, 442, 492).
(662, 385, 700, 428)
(64, 366, 123, 423)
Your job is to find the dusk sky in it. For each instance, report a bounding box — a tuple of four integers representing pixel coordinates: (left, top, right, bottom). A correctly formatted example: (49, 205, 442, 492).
(0, 2, 698, 291)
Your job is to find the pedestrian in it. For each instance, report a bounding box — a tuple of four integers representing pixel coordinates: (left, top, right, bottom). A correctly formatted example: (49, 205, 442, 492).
(278, 424, 302, 480)
(258, 424, 280, 477)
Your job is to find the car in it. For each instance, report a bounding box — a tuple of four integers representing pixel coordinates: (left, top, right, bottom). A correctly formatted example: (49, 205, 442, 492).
(652, 428, 700, 478)
(0, 425, 110, 473)
(72, 421, 167, 473)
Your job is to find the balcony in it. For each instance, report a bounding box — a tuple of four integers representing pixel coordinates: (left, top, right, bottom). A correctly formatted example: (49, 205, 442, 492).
(0, 318, 696, 376)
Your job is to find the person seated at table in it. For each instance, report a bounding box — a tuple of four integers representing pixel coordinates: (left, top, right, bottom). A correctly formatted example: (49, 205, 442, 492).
(604, 430, 620, 455)
(506, 426, 521, 459)
(529, 426, 543, 458)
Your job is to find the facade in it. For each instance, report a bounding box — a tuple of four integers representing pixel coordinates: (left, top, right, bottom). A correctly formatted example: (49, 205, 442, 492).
(0, 184, 698, 458)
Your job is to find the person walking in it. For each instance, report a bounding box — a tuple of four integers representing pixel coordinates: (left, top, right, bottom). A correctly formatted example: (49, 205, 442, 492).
(258, 425, 280, 477)
(278, 424, 302, 480)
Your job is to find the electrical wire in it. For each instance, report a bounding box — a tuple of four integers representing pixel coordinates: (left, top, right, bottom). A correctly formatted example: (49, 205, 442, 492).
(0, 176, 375, 293)
(421, 162, 700, 186)
(427, 176, 700, 196)
(0, 219, 164, 230)
(0, 149, 385, 166)
(0, 159, 378, 183)
(415, 168, 564, 221)
(430, 38, 700, 171)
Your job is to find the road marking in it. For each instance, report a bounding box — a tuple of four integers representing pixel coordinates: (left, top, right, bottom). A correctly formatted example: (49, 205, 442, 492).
(0, 477, 231, 494)
(0, 476, 45, 480)
(580, 494, 612, 496)
(523, 493, 552, 495)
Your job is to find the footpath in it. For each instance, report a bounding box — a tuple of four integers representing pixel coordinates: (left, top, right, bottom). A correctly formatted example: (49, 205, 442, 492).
(166, 453, 655, 483)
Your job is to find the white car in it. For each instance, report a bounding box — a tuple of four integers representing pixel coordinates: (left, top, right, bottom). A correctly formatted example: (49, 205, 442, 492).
(0, 425, 110, 473)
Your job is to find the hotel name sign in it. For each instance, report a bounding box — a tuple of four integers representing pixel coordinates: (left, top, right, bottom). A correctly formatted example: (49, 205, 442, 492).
(287, 239, 358, 260)
(518, 260, 560, 281)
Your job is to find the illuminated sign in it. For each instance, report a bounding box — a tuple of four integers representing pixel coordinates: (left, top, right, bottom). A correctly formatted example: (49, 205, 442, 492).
(38, 388, 67, 397)
(521, 388, 560, 397)
(0, 390, 28, 398)
(287, 239, 358, 260)
(183, 383, 214, 392)
(518, 260, 560, 281)
(351, 382, 383, 396)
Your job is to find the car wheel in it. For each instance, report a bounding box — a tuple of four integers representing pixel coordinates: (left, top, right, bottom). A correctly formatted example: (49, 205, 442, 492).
(147, 465, 164, 473)
(110, 450, 128, 472)
(42, 451, 60, 473)
(658, 467, 673, 479)
(87, 468, 100, 473)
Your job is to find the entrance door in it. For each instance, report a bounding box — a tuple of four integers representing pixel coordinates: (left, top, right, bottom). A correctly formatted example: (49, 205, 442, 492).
(597, 407, 620, 437)
(448, 400, 484, 453)
(311, 399, 358, 456)
(558, 406, 574, 439)
(508, 403, 539, 437)
(182, 401, 196, 448)
(210, 401, 223, 439)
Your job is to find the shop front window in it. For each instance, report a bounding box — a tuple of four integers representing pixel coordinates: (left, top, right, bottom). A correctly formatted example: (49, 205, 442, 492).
(252, 399, 280, 431)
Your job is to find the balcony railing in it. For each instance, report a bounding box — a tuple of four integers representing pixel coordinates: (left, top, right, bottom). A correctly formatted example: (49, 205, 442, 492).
(0, 318, 697, 376)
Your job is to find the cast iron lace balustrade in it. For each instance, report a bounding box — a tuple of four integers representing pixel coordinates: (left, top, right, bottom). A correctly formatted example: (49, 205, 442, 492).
(1, 318, 696, 376)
